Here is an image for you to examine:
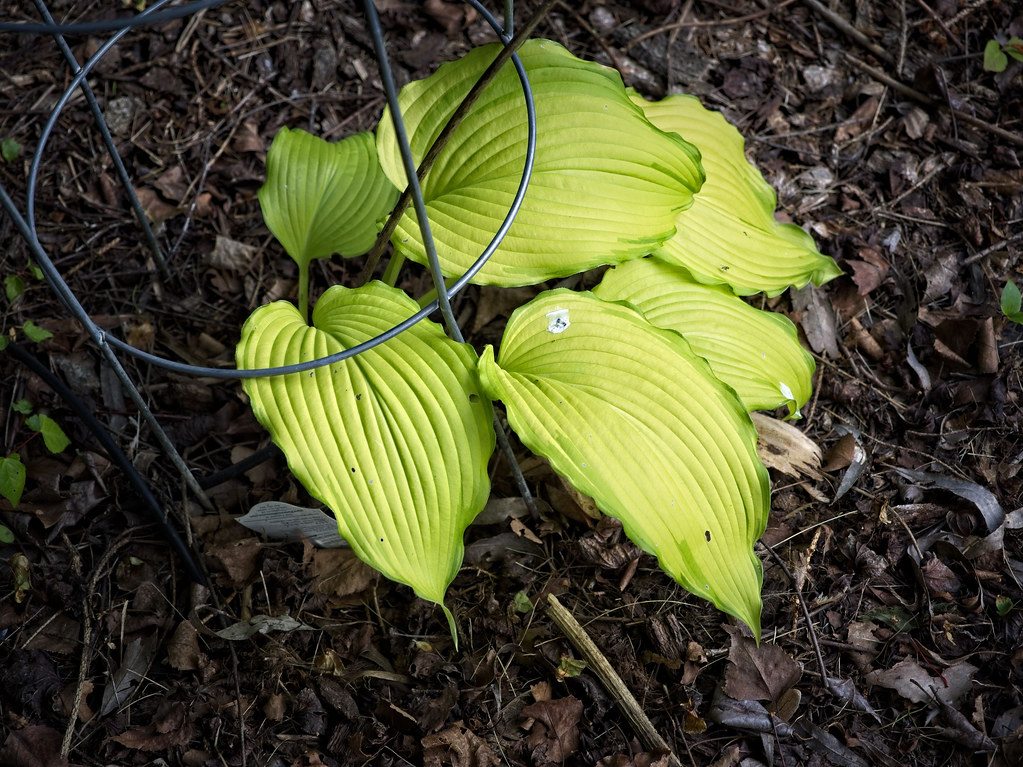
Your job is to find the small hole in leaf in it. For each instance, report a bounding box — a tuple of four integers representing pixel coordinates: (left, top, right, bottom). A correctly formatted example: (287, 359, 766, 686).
(351, 467, 357, 473)
(468, 394, 479, 403)
(705, 530, 711, 542)
(356, 393, 362, 400)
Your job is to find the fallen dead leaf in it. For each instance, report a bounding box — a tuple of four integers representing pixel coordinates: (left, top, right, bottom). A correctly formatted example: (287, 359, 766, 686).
(866, 657, 977, 705)
(722, 625, 802, 704)
(422, 722, 500, 767)
(111, 699, 193, 751)
(167, 620, 201, 672)
(752, 412, 823, 480)
(522, 695, 583, 765)
(207, 235, 258, 271)
(0, 725, 69, 767)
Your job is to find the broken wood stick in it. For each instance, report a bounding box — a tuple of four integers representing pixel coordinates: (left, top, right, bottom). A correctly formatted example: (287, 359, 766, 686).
(545, 594, 684, 767)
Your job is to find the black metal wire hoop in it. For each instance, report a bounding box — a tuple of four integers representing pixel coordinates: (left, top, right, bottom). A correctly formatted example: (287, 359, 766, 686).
(6, 0, 537, 380)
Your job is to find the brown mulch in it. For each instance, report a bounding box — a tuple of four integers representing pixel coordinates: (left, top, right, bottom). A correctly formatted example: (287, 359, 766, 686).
(1, 1, 1022, 766)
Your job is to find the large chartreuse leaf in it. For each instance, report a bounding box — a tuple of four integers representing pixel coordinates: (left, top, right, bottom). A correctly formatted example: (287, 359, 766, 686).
(595, 259, 814, 417)
(236, 282, 494, 638)
(376, 39, 703, 286)
(631, 93, 841, 296)
(478, 290, 769, 636)
(258, 128, 398, 265)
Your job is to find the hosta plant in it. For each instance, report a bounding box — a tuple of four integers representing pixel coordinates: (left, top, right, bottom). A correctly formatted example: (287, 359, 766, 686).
(237, 38, 839, 643)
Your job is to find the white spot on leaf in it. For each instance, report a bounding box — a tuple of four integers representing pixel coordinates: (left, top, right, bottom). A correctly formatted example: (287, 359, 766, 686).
(546, 307, 570, 334)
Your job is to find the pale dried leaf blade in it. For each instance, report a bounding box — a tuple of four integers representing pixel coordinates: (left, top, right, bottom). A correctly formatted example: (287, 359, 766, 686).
(214, 614, 314, 641)
(100, 634, 159, 717)
(866, 658, 977, 705)
(895, 468, 1004, 533)
(752, 413, 822, 479)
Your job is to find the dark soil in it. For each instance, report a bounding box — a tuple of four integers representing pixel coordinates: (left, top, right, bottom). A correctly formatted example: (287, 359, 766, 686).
(1, 1, 1022, 766)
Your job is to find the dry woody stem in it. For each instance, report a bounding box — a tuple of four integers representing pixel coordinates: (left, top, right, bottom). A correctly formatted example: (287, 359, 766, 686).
(546, 594, 685, 767)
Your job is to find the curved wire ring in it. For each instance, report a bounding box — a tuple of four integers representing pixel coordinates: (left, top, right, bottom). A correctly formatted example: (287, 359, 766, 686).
(24, 0, 537, 380)
(0, 0, 236, 34)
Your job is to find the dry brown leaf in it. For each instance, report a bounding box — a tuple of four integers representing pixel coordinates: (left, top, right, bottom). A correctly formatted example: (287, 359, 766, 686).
(0, 725, 69, 767)
(111, 699, 194, 751)
(793, 284, 840, 358)
(722, 625, 802, 703)
(422, 722, 500, 767)
(167, 620, 201, 672)
(309, 548, 377, 599)
(207, 235, 257, 271)
(522, 695, 583, 765)
(206, 537, 262, 585)
(134, 187, 179, 222)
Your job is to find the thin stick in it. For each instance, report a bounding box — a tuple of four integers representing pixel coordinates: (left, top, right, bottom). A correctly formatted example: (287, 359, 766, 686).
(841, 52, 1023, 148)
(545, 595, 684, 767)
(801, 0, 895, 65)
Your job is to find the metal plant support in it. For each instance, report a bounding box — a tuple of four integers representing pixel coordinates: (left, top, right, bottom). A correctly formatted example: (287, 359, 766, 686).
(0, 0, 539, 582)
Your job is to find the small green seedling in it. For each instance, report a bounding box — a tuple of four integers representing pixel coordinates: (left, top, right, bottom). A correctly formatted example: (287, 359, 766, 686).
(984, 37, 1023, 73)
(239, 39, 841, 643)
(1, 403, 71, 509)
(0, 137, 20, 163)
(1001, 279, 1023, 324)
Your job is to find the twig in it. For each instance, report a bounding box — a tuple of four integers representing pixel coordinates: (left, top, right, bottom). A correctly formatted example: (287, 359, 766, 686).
(759, 542, 829, 689)
(964, 231, 1023, 265)
(842, 52, 1023, 148)
(545, 595, 684, 767)
(626, 0, 799, 48)
(61, 535, 133, 759)
(800, 0, 895, 66)
(360, 0, 558, 284)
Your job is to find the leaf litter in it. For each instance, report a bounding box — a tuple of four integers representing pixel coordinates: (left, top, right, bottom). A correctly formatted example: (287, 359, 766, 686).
(1, 0, 1022, 765)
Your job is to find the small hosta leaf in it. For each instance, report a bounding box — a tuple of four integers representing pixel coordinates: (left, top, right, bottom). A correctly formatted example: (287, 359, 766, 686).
(595, 258, 815, 416)
(632, 92, 841, 296)
(479, 290, 769, 637)
(237, 282, 494, 639)
(258, 128, 398, 268)
(376, 39, 703, 286)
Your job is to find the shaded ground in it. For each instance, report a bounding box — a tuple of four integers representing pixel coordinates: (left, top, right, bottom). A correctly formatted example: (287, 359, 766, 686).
(1, 1, 1022, 765)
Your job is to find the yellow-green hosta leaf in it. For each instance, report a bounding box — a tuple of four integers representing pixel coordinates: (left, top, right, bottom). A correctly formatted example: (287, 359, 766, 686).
(595, 259, 814, 417)
(478, 290, 769, 637)
(631, 93, 841, 296)
(237, 282, 495, 638)
(376, 39, 703, 286)
(258, 128, 398, 267)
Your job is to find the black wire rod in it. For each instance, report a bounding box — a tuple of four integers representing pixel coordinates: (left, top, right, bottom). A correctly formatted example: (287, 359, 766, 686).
(2, 340, 207, 585)
(0, 0, 236, 34)
(5, 0, 536, 380)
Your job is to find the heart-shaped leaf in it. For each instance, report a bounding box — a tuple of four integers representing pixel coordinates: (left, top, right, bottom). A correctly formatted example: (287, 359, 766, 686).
(237, 282, 495, 638)
(631, 93, 841, 296)
(478, 290, 769, 637)
(376, 39, 703, 286)
(595, 258, 815, 417)
(258, 128, 398, 267)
